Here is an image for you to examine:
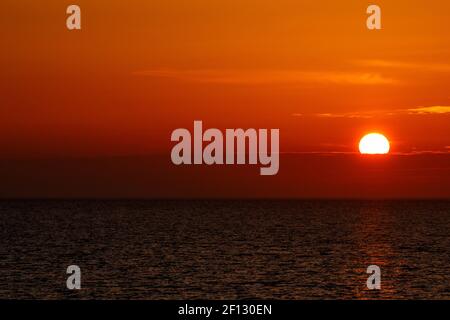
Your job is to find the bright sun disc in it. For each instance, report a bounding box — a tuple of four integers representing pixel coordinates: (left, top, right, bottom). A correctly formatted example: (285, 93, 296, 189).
(359, 133, 390, 154)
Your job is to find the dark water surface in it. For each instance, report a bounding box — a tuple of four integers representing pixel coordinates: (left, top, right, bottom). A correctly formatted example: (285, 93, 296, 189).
(0, 200, 449, 299)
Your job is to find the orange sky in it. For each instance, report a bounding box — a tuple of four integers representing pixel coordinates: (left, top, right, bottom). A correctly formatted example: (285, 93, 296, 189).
(0, 1, 449, 197)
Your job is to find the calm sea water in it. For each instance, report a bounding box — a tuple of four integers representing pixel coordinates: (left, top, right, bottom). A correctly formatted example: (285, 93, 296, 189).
(0, 200, 449, 299)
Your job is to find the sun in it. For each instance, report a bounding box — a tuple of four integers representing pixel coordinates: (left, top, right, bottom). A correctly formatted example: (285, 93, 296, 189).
(359, 133, 390, 154)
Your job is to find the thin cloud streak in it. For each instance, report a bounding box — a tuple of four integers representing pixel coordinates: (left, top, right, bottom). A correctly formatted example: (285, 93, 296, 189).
(133, 69, 398, 85)
(408, 106, 450, 114)
(282, 150, 450, 156)
(293, 106, 450, 119)
(355, 59, 450, 72)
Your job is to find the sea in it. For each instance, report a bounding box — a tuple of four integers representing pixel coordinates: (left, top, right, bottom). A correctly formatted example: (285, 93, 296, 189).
(0, 200, 449, 299)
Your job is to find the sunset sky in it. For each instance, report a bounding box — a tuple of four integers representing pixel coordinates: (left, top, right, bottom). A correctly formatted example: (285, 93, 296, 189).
(1, 0, 449, 198)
